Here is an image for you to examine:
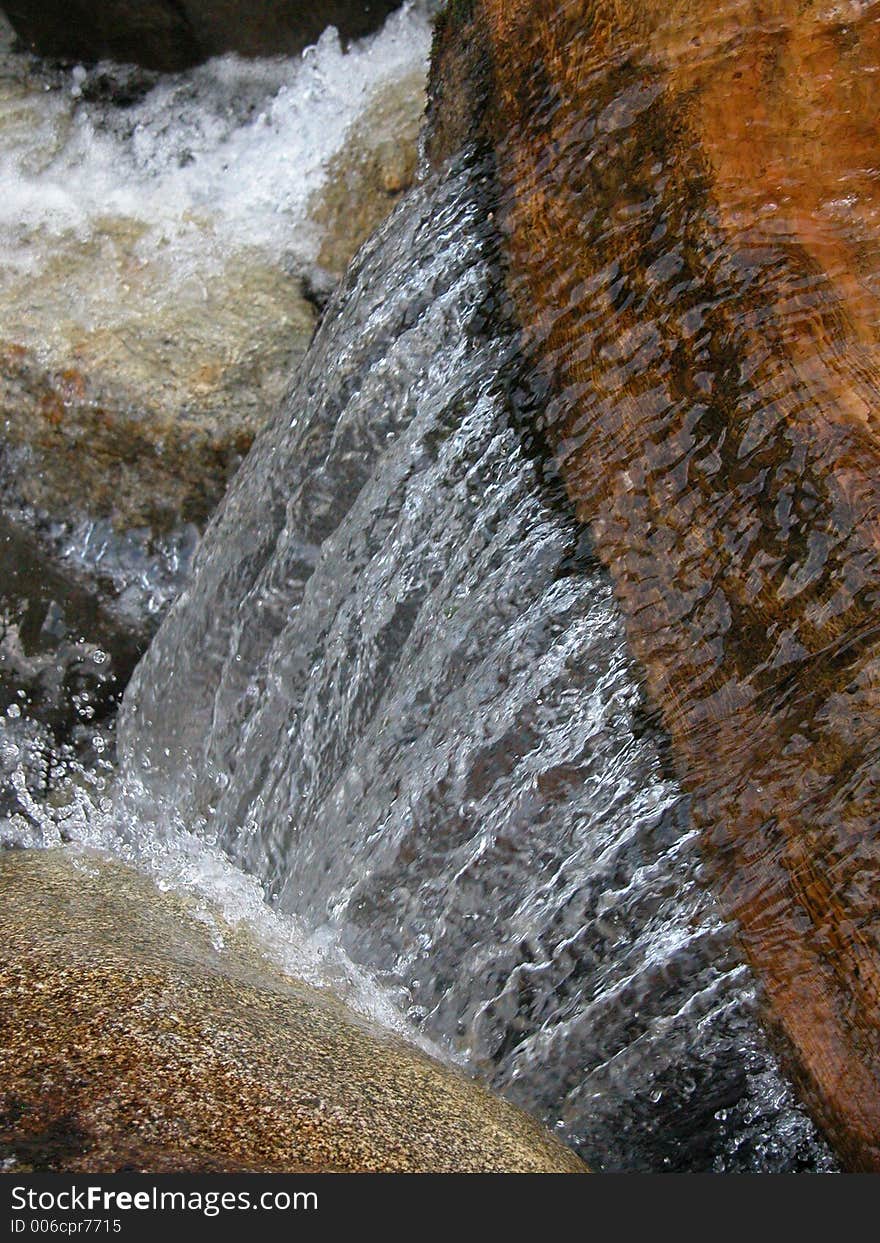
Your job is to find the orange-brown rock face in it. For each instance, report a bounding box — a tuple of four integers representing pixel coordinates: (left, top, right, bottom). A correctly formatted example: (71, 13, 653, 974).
(430, 0, 880, 1170)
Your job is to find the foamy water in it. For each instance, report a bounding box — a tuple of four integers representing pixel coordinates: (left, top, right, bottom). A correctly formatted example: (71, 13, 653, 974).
(0, 1, 437, 1045)
(0, 3, 433, 295)
(0, 730, 430, 1044)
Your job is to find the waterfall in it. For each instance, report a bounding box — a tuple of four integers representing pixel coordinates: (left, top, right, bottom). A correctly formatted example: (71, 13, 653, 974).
(107, 147, 833, 1172)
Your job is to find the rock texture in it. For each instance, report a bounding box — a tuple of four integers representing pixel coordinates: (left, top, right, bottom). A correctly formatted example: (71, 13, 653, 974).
(309, 70, 425, 284)
(1, 2, 403, 72)
(0, 254, 315, 537)
(428, 0, 880, 1170)
(0, 846, 586, 1173)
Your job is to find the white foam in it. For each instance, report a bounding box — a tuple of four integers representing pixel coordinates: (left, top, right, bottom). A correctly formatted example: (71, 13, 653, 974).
(0, 3, 433, 289)
(0, 737, 434, 1047)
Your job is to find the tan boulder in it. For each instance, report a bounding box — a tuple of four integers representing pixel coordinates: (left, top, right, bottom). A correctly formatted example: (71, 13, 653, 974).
(0, 225, 315, 536)
(309, 70, 425, 283)
(0, 846, 586, 1173)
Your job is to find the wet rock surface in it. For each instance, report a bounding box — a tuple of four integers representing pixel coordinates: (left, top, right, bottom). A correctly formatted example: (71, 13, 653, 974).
(1, 2, 404, 72)
(0, 846, 586, 1173)
(0, 245, 315, 658)
(428, 0, 880, 1170)
(0, 256, 315, 537)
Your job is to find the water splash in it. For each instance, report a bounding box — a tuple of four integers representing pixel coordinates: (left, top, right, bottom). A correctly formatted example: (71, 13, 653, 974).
(0, 4, 434, 293)
(111, 149, 834, 1171)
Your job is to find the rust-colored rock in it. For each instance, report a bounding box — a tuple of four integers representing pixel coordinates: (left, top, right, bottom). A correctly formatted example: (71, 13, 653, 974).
(0, 847, 586, 1173)
(428, 0, 880, 1170)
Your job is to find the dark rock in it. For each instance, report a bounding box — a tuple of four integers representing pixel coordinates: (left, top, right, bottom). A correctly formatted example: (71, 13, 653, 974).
(1, 2, 403, 72)
(0, 513, 146, 794)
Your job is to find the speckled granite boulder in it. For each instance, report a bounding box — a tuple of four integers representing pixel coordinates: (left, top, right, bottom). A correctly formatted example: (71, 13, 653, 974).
(0, 847, 586, 1173)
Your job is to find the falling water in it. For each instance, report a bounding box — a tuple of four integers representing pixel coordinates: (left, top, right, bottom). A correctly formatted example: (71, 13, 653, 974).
(103, 147, 834, 1172)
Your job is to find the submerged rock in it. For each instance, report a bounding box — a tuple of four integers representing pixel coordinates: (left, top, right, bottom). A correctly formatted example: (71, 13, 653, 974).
(0, 846, 585, 1173)
(429, 0, 880, 1170)
(0, 2, 404, 72)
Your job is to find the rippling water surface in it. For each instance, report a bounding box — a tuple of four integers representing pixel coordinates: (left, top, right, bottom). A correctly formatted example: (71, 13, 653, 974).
(469, 0, 880, 1168)
(108, 146, 833, 1170)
